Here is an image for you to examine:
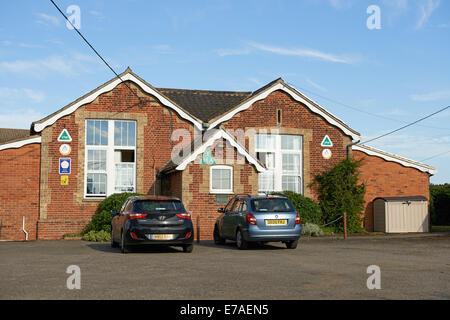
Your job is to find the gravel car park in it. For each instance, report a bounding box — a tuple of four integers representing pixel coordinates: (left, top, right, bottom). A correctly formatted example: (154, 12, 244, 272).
(0, 234, 449, 300)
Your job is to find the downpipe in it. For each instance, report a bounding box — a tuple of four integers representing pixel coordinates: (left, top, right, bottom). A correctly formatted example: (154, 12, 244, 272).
(22, 216, 28, 241)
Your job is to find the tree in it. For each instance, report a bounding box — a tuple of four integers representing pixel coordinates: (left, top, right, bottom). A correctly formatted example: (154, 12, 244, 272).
(311, 159, 366, 233)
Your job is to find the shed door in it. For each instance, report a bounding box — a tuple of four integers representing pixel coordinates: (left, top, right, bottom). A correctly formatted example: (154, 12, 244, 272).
(387, 201, 429, 233)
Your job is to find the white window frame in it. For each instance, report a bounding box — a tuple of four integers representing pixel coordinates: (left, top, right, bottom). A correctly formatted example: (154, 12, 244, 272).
(255, 134, 303, 194)
(84, 119, 137, 198)
(210, 165, 233, 194)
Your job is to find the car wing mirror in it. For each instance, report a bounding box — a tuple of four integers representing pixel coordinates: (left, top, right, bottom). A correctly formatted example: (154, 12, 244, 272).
(110, 209, 118, 216)
(217, 208, 224, 213)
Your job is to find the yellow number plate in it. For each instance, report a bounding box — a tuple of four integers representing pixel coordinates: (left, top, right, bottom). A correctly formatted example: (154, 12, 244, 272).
(149, 234, 174, 240)
(265, 219, 287, 226)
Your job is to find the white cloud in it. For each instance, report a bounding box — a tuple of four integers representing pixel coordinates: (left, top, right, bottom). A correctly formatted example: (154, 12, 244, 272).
(215, 48, 251, 57)
(0, 109, 44, 129)
(0, 54, 100, 78)
(0, 87, 45, 104)
(216, 42, 360, 64)
(35, 13, 61, 27)
(305, 78, 327, 92)
(248, 42, 360, 64)
(153, 44, 174, 54)
(416, 0, 440, 29)
(328, 0, 356, 9)
(410, 90, 450, 102)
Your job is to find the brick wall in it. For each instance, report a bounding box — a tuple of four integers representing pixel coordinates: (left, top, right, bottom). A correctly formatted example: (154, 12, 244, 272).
(221, 90, 353, 199)
(37, 81, 194, 239)
(353, 150, 430, 231)
(181, 140, 259, 240)
(0, 144, 40, 240)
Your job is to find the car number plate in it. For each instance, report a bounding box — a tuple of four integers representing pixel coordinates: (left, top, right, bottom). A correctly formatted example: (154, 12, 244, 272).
(265, 219, 287, 226)
(148, 234, 174, 240)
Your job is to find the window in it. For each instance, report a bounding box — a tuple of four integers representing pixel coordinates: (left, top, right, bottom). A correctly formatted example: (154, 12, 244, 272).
(210, 165, 233, 194)
(85, 120, 136, 197)
(255, 134, 303, 194)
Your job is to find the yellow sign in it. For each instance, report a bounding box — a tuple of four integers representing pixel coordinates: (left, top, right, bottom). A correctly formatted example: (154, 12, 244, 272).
(61, 175, 69, 186)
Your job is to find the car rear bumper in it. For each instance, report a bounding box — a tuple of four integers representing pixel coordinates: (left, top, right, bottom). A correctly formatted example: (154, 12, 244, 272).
(242, 225, 302, 242)
(125, 225, 194, 245)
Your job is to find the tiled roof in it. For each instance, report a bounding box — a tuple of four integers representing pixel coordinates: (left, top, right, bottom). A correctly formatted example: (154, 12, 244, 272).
(157, 88, 251, 122)
(0, 128, 30, 144)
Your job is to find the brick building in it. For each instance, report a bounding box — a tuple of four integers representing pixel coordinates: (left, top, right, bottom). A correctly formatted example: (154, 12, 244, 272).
(0, 68, 436, 240)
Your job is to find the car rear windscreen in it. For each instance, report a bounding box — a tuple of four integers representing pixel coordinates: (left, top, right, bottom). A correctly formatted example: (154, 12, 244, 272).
(251, 198, 295, 212)
(133, 200, 185, 213)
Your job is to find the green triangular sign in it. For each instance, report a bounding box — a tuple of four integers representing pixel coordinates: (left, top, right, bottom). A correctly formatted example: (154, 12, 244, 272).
(200, 147, 216, 165)
(321, 135, 333, 147)
(58, 129, 72, 142)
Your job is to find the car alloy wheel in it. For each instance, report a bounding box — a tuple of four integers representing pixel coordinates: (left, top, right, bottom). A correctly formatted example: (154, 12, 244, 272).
(236, 229, 248, 250)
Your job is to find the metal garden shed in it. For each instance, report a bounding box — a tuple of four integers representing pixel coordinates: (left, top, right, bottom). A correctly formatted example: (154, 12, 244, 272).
(373, 196, 429, 233)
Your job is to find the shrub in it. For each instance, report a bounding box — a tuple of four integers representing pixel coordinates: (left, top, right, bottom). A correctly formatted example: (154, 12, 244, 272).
(82, 230, 111, 242)
(83, 192, 142, 234)
(311, 159, 366, 233)
(271, 191, 323, 224)
(301, 223, 323, 237)
(430, 184, 450, 225)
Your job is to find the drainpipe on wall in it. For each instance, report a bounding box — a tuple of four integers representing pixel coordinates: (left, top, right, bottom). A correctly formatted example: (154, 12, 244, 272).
(346, 140, 361, 160)
(22, 216, 28, 241)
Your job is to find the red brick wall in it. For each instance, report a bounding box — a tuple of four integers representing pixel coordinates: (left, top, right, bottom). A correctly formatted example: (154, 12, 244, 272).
(353, 150, 430, 231)
(0, 143, 40, 240)
(181, 140, 259, 240)
(221, 89, 353, 199)
(38, 81, 195, 239)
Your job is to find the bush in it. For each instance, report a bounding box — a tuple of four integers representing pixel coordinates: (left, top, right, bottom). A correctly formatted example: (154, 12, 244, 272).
(430, 184, 450, 225)
(271, 191, 323, 224)
(301, 223, 323, 237)
(82, 230, 111, 242)
(83, 192, 142, 234)
(311, 159, 366, 233)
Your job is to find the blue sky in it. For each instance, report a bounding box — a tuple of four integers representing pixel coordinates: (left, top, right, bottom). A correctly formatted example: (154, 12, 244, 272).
(0, 0, 449, 183)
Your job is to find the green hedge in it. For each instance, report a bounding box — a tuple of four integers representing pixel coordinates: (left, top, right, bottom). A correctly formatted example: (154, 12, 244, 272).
(271, 191, 323, 225)
(430, 184, 450, 225)
(311, 159, 366, 233)
(83, 192, 142, 234)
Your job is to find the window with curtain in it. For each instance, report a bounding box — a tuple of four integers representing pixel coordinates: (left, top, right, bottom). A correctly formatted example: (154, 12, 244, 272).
(210, 165, 233, 194)
(255, 134, 302, 194)
(85, 119, 136, 197)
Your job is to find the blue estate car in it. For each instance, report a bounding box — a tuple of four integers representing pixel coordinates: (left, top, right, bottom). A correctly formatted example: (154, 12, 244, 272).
(213, 194, 302, 249)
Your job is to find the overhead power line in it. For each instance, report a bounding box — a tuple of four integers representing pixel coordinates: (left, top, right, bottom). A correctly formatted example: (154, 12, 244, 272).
(49, 0, 143, 104)
(287, 81, 450, 132)
(420, 149, 450, 162)
(358, 106, 450, 145)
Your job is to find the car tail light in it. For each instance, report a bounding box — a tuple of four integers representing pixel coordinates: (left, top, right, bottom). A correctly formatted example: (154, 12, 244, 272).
(246, 213, 257, 225)
(295, 213, 301, 225)
(129, 213, 147, 220)
(185, 232, 191, 239)
(130, 232, 138, 239)
(176, 213, 191, 220)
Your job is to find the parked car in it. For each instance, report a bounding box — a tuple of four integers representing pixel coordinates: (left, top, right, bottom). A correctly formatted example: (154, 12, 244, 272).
(213, 194, 302, 249)
(111, 196, 194, 253)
